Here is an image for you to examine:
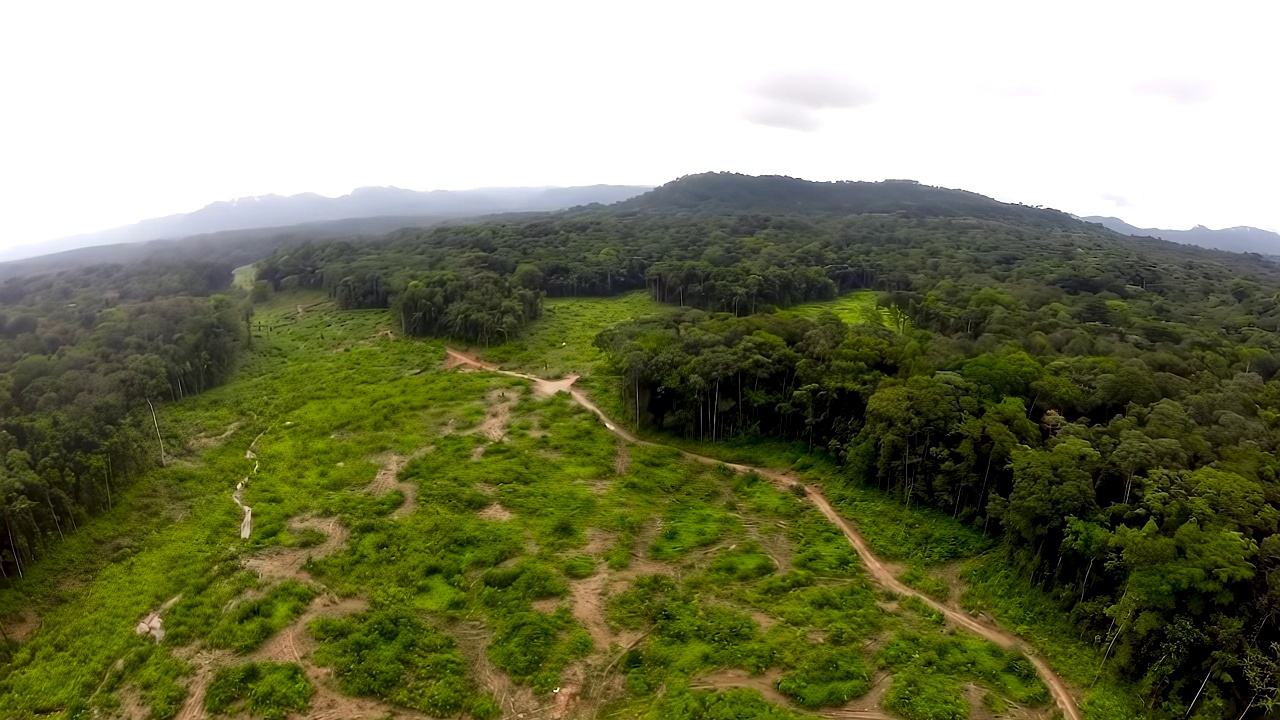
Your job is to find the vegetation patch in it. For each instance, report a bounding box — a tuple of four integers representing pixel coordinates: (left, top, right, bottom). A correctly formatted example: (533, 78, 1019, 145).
(205, 661, 314, 720)
(310, 608, 498, 718)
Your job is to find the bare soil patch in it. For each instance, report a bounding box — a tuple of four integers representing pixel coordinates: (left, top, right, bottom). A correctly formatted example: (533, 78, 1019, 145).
(532, 597, 561, 614)
(570, 572, 611, 650)
(189, 421, 241, 450)
(582, 528, 615, 555)
(613, 440, 631, 475)
(112, 683, 150, 719)
(473, 388, 518, 442)
(174, 647, 234, 720)
(243, 516, 349, 582)
(454, 619, 542, 720)
(2, 610, 40, 643)
(692, 667, 788, 705)
(367, 450, 431, 517)
(478, 503, 515, 522)
(253, 595, 368, 665)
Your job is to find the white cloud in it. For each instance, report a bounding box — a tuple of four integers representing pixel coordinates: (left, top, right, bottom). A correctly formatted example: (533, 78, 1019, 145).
(1132, 77, 1216, 105)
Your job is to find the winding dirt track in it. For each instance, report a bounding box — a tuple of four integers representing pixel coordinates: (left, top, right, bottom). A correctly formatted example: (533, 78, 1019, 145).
(444, 348, 1082, 720)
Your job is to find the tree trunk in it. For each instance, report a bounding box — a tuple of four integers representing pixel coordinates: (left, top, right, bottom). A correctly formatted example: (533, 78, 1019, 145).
(147, 398, 167, 467)
(5, 517, 22, 579)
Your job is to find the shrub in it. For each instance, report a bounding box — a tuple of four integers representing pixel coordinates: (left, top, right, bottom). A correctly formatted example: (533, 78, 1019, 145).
(205, 662, 313, 720)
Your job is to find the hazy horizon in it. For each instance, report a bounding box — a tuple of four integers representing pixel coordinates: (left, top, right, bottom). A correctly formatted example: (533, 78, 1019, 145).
(2, 1, 1277, 248)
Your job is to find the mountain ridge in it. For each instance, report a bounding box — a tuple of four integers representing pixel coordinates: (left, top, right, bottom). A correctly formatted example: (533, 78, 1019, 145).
(1, 184, 651, 262)
(1082, 215, 1280, 254)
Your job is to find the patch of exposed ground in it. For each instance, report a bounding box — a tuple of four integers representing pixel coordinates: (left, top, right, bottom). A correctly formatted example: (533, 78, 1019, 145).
(570, 571, 610, 650)
(582, 528, 615, 555)
(243, 516, 349, 582)
(471, 445, 487, 461)
(552, 661, 586, 719)
(533, 374, 579, 398)
(532, 597, 561, 613)
(454, 619, 542, 720)
(174, 647, 235, 720)
(936, 561, 969, 608)
(112, 683, 150, 719)
(613, 440, 630, 475)
(253, 595, 368, 665)
(472, 388, 519, 442)
(2, 610, 40, 643)
(367, 447, 432, 517)
(189, 421, 241, 450)
(836, 671, 892, 715)
(741, 514, 792, 573)
(692, 668, 788, 705)
(478, 503, 514, 522)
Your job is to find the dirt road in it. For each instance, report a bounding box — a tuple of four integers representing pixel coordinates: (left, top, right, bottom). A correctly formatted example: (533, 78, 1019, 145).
(444, 348, 1082, 720)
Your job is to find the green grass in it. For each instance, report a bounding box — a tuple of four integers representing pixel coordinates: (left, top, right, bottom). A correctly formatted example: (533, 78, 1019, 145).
(776, 290, 890, 328)
(205, 662, 313, 720)
(483, 290, 664, 376)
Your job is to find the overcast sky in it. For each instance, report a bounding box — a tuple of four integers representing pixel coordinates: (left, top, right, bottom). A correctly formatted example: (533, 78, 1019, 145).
(1, 1, 1277, 248)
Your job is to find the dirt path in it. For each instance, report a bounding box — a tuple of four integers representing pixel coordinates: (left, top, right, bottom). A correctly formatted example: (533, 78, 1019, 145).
(443, 348, 1083, 720)
(231, 478, 252, 539)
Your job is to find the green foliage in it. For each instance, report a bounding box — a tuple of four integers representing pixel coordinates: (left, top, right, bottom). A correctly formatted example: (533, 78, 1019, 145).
(207, 581, 317, 652)
(877, 632, 1048, 720)
(775, 643, 871, 707)
(899, 565, 950, 602)
(205, 662, 313, 720)
(561, 554, 597, 579)
(310, 609, 496, 718)
(487, 609, 591, 693)
(648, 687, 806, 720)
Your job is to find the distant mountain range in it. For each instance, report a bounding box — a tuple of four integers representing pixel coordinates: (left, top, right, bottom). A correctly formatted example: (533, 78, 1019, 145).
(1081, 216, 1280, 255)
(0, 184, 650, 263)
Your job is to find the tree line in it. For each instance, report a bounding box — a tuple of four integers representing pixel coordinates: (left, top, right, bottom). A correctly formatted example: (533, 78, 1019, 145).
(0, 261, 247, 582)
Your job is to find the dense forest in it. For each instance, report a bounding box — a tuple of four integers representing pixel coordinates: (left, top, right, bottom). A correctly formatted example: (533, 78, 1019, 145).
(6, 172, 1280, 716)
(0, 261, 246, 582)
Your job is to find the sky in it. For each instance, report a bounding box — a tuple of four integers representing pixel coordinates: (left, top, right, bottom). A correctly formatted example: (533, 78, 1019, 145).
(1, 1, 1277, 249)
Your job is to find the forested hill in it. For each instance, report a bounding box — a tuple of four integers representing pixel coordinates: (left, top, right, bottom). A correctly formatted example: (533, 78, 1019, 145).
(616, 172, 1083, 230)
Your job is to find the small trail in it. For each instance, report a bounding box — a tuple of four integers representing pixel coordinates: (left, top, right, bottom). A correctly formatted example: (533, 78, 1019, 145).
(231, 478, 252, 539)
(444, 348, 1083, 720)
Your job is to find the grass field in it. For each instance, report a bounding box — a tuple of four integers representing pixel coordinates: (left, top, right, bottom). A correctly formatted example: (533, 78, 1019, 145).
(482, 290, 664, 376)
(0, 292, 1089, 720)
(775, 290, 893, 329)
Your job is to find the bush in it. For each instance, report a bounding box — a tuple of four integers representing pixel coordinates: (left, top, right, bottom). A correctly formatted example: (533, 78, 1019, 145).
(562, 554, 597, 579)
(487, 609, 591, 692)
(205, 662, 313, 720)
(776, 644, 872, 707)
(310, 608, 496, 718)
(208, 581, 317, 652)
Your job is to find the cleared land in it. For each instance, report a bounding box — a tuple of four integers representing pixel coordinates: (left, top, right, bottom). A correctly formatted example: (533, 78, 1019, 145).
(0, 294, 1081, 720)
